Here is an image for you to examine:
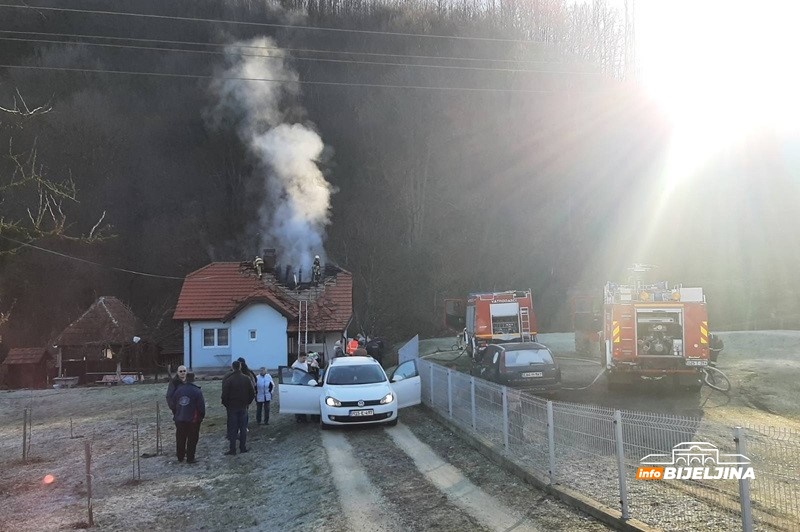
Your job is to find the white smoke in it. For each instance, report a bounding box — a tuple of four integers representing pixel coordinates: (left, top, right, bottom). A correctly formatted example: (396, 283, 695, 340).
(208, 37, 333, 272)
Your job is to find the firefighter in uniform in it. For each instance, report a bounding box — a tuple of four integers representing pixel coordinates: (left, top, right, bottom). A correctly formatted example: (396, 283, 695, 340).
(312, 255, 321, 284)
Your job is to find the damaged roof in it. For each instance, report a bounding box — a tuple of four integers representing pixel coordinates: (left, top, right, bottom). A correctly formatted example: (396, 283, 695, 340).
(56, 296, 145, 346)
(173, 262, 353, 332)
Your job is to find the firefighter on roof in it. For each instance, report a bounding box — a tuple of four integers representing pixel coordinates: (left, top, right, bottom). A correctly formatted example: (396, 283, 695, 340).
(253, 256, 264, 279)
(312, 255, 321, 284)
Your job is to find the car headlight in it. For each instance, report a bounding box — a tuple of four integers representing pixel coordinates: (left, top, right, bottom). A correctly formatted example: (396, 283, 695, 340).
(379, 392, 394, 404)
(325, 396, 341, 407)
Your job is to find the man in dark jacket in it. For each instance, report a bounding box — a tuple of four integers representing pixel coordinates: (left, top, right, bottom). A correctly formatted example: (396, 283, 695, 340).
(173, 372, 205, 463)
(221, 360, 255, 455)
(166, 365, 187, 414)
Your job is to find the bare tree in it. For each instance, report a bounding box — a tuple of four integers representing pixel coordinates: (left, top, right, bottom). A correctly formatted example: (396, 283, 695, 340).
(0, 92, 111, 252)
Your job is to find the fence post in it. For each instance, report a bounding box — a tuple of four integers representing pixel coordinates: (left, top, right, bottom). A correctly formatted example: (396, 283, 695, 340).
(85, 440, 94, 527)
(470, 377, 476, 431)
(613, 410, 629, 520)
(734, 427, 754, 532)
(502, 386, 509, 450)
(447, 369, 453, 418)
(156, 401, 162, 455)
(429, 363, 434, 407)
(547, 401, 556, 485)
(22, 408, 29, 461)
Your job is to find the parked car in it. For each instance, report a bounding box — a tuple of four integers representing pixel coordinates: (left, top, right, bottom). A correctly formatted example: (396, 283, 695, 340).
(470, 342, 561, 391)
(278, 356, 421, 429)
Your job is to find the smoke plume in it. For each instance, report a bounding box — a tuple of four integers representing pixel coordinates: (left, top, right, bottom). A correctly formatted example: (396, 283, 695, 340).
(208, 37, 333, 272)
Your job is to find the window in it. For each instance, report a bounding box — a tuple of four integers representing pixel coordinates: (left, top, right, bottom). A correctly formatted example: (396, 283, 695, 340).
(249, 329, 257, 341)
(390, 360, 418, 382)
(503, 348, 553, 367)
(326, 365, 387, 385)
(203, 328, 229, 347)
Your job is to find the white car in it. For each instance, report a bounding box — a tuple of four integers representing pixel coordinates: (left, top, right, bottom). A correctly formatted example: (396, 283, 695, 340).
(278, 356, 422, 428)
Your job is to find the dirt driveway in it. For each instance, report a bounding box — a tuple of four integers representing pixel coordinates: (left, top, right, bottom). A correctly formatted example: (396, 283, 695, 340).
(0, 381, 606, 531)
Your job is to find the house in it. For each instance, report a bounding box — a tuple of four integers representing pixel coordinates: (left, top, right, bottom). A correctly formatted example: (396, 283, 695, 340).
(1, 348, 53, 389)
(54, 296, 147, 383)
(173, 261, 353, 371)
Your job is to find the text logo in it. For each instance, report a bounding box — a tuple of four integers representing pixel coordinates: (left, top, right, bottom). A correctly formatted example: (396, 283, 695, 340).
(636, 442, 755, 480)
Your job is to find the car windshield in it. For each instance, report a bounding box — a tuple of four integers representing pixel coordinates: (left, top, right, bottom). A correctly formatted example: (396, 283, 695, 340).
(504, 349, 553, 367)
(326, 365, 387, 385)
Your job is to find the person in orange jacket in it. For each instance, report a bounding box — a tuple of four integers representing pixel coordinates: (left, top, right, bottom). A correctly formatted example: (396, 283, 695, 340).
(346, 338, 358, 355)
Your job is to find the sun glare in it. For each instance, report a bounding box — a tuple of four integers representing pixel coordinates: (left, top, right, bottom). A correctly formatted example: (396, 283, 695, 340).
(639, 1, 800, 158)
(624, 1, 800, 264)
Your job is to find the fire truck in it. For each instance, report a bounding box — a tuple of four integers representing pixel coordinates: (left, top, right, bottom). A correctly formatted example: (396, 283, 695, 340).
(452, 290, 538, 359)
(603, 281, 710, 389)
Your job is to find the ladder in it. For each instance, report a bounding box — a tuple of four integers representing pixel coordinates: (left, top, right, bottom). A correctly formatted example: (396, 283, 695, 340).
(520, 307, 532, 341)
(297, 300, 309, 353)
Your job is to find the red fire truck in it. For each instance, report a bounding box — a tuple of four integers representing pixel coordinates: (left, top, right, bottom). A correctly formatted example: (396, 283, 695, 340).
(603, 281, 710, 389)
(449, 290, 538, 359)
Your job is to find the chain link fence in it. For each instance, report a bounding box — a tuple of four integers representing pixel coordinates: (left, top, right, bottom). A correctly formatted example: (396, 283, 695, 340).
(419, 359, 800, 531)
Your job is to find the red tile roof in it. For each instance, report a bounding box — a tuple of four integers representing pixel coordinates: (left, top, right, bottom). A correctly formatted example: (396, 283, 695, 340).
(173, 262, 353, 332)
(56, 297, 145, 346)
(3, 348, 50, 365)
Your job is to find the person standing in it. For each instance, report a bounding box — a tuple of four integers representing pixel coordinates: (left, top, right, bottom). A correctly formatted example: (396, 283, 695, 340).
(332, 340, 345, 359)
(173, 371, 205, 463)
(346, 338, 358, 355)
(221, 360, 255, 455)
(166, 365, 187, 414)
(353, 339, 368, 358)
(237, 357, 258, 386)
(255, 367, 274, 426)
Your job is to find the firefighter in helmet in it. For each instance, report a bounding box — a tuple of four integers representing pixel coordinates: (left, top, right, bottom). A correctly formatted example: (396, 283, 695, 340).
(253, 256, 264, 279)
(312, 255, 321, 284)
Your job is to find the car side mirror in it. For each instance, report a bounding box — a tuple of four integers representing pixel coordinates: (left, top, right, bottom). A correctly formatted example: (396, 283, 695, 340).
(306, 380, 318, 387)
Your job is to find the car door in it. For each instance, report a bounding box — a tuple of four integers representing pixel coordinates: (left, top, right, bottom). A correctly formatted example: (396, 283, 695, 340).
(277, 366, 323, 415)
(389, 359, 421, 409)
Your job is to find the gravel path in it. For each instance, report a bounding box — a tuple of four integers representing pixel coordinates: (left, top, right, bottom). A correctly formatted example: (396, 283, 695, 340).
(387, 423, 541, 531)
(0, 379, 608, 531)
(321, 431, 397, 531)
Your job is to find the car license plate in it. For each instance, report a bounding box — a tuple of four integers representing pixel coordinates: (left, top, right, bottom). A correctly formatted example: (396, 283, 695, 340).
(350, 409, 374, 417)
(521, 372, 543, 378)
(685, 359, 708, 366)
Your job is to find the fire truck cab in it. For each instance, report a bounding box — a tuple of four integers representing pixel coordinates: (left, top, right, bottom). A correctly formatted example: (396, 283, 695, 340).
(603, 281, 709, 389)
(463, 290, 538, 359)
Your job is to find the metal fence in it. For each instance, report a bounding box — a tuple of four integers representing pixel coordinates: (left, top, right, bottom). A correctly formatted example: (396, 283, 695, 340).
(419, 359, 800, 532)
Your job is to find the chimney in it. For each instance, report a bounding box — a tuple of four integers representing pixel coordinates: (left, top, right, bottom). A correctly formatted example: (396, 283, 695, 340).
(262, 248, 277, 270)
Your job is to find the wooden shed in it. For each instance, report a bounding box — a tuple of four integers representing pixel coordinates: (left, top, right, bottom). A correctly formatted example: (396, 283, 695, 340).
(2, 348, 53, 389)
(53, 296, 151, 383)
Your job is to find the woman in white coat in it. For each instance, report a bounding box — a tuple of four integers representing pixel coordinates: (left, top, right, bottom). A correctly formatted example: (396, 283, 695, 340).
(255, 367, 274, 425)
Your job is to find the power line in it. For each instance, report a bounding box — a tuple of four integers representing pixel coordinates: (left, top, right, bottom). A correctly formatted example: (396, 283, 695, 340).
(0, 35, 599, 76)
(0, 29, 571, 65)
(0, 235, 185, 280)
(0, 3, 551, 45)
(0, 4, 551, 45)
(0, 63, 601, 94)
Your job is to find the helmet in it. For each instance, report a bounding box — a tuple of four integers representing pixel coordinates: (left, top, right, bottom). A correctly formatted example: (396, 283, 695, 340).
(314, 255, 320, 259)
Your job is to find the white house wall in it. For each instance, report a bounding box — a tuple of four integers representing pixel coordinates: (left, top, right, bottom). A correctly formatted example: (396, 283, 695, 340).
(182, 304, 288, 371)
(233, 304, 288, 370)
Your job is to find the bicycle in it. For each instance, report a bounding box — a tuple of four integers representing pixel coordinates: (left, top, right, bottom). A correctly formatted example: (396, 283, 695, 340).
(451, 334, 465, 351)
(701, 365, 731, 393)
